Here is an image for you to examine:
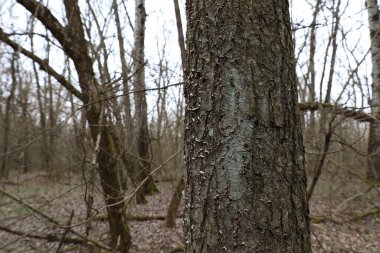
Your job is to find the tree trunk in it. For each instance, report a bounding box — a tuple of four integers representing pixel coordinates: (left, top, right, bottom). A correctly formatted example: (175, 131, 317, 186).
(62, 1, 131, 250)
(305, 0, 322, 152)
(18, 70, 32, 173)
(113, 0, 146, 203)
(184, 1, 311, 252)
(0, 54, 17, 178)
(165, 176, 184, 228)
(133, 0, 158, 195)
(173, 0, 187, 73)
(164, 0, 187, 226)
(1, 0, 133, 247)
(28, 21, 51, 172)
(112, 0, 134, 140)
(307, 0, 341, 200)
(32, 53, 50, 171)
(46, 43, 58, 174)
(366, 0, 380, 181)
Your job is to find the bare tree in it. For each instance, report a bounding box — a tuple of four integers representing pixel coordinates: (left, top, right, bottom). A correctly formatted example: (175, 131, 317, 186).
(366, 0, 380, 181)
(307, 0, 342, 200)
(113, 0, 147, 203)
(165, 0, 186, 228)
(0, 0, 131, 251)
(0, 53, 17, 178)
(17, 68, 32, 173)
(132, 0, 158, 195)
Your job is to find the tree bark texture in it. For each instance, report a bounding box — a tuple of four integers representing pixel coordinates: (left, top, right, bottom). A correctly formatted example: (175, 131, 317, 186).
(366, 0, 380, 181)
(184, 1, 311, 252)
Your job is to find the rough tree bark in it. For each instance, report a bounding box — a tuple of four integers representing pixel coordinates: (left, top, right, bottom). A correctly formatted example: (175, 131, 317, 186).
(366, 0, 380, 181)
(133, 0, 158, 195)
(184, 1, 311, 252)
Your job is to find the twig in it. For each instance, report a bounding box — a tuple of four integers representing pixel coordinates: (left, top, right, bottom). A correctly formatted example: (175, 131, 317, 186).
(348, 207, 380, 222)
(94, 214, 184, 222)
(0, 224, 83, 245)
(299, 102, 380, 123)
(310, 228, 328, 253)
(165, 246, 184, 253)
(334, 187, 373, 214)
(0, 187, 112, 251)
(56, 210, 75, 253)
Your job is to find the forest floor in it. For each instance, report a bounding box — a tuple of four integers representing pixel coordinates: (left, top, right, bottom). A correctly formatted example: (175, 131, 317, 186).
(0, 171, 379, 253)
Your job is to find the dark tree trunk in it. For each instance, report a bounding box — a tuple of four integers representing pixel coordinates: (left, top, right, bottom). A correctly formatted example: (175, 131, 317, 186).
(366, 0, 380, 181)
(165, 176, 184, 228)
(0, 54, 17, 178)
(18, 70, 32, 173)
(113, 0, 147, 203)
(173, 0, 187, 73)
(62, 1, 131, 250)
(8, 0, 132, 251)
(32, 53, 49, 171)
(165, 0, 186, 228)
(132, 0, 158, 195)
(184, 1, 311, 252)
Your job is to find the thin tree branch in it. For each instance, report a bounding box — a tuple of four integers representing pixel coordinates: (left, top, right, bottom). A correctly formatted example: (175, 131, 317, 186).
(0, 187, 112, 251)
(0, 28, 84, 101)
(0, 225, 83, 245)
(299, 102, 379, 123)
(16, 0, 79, 59)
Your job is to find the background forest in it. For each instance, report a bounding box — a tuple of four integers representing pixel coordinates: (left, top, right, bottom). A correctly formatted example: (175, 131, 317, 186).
(0, 0, 379, 252)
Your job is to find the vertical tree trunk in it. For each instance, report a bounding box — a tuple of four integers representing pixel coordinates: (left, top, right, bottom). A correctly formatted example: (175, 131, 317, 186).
(113, 0, 147, 203)
(308, 0, 341, 200)
(18, 68, 32, 173)
(0, 54, 17, 178)
(184, 1, 311, 252)
(133, 0, 158, 195)
(46, 42, 58, 173)
(366, 0, 380, 181)
(29, 21, 51, 171)
(12, 0, 132, 250)
(154, 57, 168, 175)
(112, 0, 134, 140)
(173, 0, 187, 73)
(165, 175, 184, 228)
(62, 1, 131, 250)
(32, 56, 49, 171)
(305, 0, 322, 152)
(165, 0, 186, 228)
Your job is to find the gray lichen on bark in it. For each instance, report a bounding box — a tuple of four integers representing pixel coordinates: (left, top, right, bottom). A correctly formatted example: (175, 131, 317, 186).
(184, 1, 311, 252)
